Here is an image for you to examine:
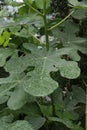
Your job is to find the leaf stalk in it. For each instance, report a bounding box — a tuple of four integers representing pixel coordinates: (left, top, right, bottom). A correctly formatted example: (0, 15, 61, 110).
(48, 10, 74, 31)
(43, 0, 49, 51)
(28, 4, 43, 16)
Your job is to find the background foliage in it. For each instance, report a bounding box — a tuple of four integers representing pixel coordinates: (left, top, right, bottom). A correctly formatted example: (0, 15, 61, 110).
(0, 0, 86, 130)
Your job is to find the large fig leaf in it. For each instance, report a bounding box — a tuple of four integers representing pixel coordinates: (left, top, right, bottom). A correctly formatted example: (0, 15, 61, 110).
(23, 43, 80, 96)
(0, 43, 80, 97)
(23, 44, 59, 96)
(2, 48, 58, 97)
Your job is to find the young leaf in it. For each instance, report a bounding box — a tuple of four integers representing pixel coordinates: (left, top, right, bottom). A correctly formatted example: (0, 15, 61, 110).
(0, 35, 5, 45)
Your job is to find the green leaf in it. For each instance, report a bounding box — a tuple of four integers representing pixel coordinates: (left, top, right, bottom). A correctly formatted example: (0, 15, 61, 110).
(48, 117, 83, 130)
(0, 44, 80, 97)
(7, 85, 36, 110)
(71, 86, 86, 104)
(22, 43, 80, 96)
(0, 14, 41, 30)
(14, 28, 29, 38)
(0, 114, 14, 130)
(23, 44, 59, 96)
(0, 83, 16, 97)
(57, 47, 80, 61)
(0, 73, 26, 98)
(0, 48, 14, 66)
(3, 31, 10, 41)
(55, 105, 79, 121)
(58, 60, 80, 79)
(0, 31, 11, 47)
(68, 0, 87, 8)
(0, 116, 34, 130)
(0, 29, 3, 35)
(59, 85, 85, 111)
(51, 87, 63, 105)
(23, 74, 58, 96)
(0, 35, 5, 45)
(9, 26, 21, 33)
(52, 21, 79, 45)
(35, 0, 50, 9)
(0, 74, 18, 85)
(25, 116, 46, 130)
(0, 95, 9, 104)
(0, 114, 14, 124)
(3, 39, 10, 47)
(69, 39, 87, 54)
(39, 105, 52, 117)
(8, 120, 34, 130)
(7, 86, 29, 110)
(5, 54, 30, 74)
(24, 0, 34, 5)
(72, 9, 87, 19)
(19, 102, 42, 116)
(52, 21, 87, 54)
